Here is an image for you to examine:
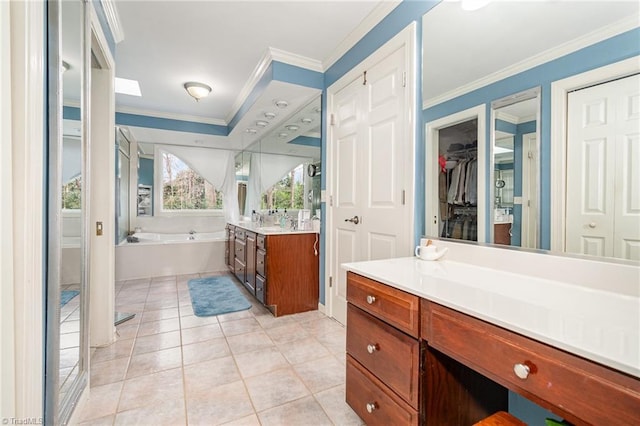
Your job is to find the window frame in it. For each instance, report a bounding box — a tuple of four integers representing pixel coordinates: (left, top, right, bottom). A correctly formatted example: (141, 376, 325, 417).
(154, 148, 225, 217)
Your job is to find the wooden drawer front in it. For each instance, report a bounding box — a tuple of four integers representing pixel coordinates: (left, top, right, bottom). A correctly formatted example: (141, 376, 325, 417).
(234, 258, 245, 283)
(426, 302, 640, 425)
(255, 274, 266, 304)
(346, 355, 419, 426)
(235, 228, 246, 241)
(256, 249, 266, 277)
(347, 272, 419, 337)
(235, 239, 245, 260)
(347, 304, 419, 407)
(257, 234, 266, 250)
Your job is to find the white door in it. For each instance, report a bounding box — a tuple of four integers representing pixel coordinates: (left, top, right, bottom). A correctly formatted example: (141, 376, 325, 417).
(566, 74, 640, 260)
(328, 33, 413, 325)
(521, 133, 538, 248)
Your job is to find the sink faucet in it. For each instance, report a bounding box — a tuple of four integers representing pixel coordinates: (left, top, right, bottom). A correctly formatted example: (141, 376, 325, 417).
(189, 229, 196, 234)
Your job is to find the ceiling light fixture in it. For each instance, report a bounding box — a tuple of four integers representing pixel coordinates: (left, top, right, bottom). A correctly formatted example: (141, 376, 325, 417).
(275, 100, 288, 109)
(184, 82, 212, 102)
(264, 112, 277, 120)
(278, 132, 288, 138)
(301, 117, 313, 124)
(255, 120, 269, 128)
(245, 128, 257, 134)
(285, 125, 299, 131)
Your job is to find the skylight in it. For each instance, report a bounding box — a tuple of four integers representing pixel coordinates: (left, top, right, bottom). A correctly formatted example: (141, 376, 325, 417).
(115, 77, 141, 97)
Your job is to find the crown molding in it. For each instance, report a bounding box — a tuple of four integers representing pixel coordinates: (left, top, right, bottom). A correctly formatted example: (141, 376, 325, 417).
(323, 0, 401, 70)
(423, 16, 639, 110)
(269, 47, 323, 72)
(100, 0, 124, 44)
(115, 106, 227, 126)
(225, 48, 274, 124)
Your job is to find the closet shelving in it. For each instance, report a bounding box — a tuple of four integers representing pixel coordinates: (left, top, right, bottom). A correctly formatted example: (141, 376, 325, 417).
(440, 145, 478, 241)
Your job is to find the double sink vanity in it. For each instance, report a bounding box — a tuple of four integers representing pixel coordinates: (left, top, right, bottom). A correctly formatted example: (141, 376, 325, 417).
(226, 222, 319, 317)
(343, 240, 639, 425)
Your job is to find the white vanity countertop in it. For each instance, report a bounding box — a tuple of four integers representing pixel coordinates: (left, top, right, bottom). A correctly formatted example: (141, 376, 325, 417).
(231, 222, 318, 235)
(342, 256, 640, 378)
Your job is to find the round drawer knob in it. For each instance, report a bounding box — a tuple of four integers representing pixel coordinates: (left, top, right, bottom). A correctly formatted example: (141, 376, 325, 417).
(588, 222, 596, 228)
(513, 363, 531, 379)
(367, 344, 378, 354)
(366, 295, 376, 304)
(366, 402, 377, 414)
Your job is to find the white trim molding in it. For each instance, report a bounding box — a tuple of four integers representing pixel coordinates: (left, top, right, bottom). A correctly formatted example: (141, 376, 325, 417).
(9, 0, 45, 418)
(116, 105, 227, 127)
(424, 104, 487, 242)
(550, 56, 640, 252)
(424, 15, 639, 110)
(99, 0, 124, 43)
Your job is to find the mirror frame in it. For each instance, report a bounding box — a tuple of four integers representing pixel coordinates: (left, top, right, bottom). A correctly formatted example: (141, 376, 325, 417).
(45, 0, 89, 423)
(489, 87, 541, 248)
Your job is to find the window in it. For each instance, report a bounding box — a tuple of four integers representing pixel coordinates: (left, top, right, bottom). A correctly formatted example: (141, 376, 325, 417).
(62, 176, 82, 210)
(261, 164, 304, 210)
(160, 151, 223, 211)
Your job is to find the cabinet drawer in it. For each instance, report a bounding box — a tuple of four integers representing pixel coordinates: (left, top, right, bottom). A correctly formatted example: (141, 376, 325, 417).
(235, 228, 246, 241)
(346, 355, 419, 426)
(347, 304, 420, 407)
(347, 272, 419, 337)
(235, 239, 246, 260)
(257, 234, 266, 250)
(234, 258, 245, 282)
(255, 274, 266, 304)
(426, 302, 640, 425)
(256, 249, 266, 277)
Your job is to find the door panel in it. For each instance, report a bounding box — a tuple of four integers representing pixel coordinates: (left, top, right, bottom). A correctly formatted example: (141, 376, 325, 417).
(566, 73, 640, 260)
(367, 232, 397, 261)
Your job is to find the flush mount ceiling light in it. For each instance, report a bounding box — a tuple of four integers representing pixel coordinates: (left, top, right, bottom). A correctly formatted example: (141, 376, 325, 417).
(245, 128, 257, 134)
(264, 112, 277, 120)
(278, 132, 288, 138)
(285, 125, 299, 131)
(184, 82, 212, 102)
(301, 117, 313, 124)
(255, 120, 269, 128)
(274, 100, 288, 109)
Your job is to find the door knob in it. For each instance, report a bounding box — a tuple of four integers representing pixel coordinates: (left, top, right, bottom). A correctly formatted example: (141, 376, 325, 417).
(344, 216, 360, 225)
(366, 402, 378, 413)
(588, 222, 596, 228)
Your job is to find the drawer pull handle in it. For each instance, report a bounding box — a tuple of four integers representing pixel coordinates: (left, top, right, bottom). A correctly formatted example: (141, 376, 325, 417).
(513, 363, 530, 379)
(366, 344, 379, 354)
(366, 295, 376, 304)
(366, 402, 378, 414)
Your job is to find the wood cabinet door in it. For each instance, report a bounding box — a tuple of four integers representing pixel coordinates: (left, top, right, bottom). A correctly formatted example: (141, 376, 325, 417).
(245, 232, 256, 294)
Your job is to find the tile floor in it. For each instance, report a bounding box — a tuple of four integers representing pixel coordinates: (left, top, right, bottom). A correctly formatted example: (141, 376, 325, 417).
(77, 272, 363, 425)
(60, 283, 81, 404)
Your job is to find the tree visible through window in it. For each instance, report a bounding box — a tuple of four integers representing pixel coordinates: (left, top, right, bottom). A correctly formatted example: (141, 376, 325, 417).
(162, 151, 223, 211)
(261, 164, 304, 210)
(62, 176, 82, 210)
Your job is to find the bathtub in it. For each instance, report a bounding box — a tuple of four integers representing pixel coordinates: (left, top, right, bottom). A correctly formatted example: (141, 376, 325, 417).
(115, 231, 227, 280)
(62, 236, 81, 285)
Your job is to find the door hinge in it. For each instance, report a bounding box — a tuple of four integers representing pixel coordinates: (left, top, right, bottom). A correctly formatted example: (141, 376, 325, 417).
(363, 70, 367, 85)
(528, 150, 534, 159)
(329, 276, 333, 287)
(402, 190, 406, 205)
(330, 113, 336, 126)
(329, 195, 333, 207)
(402, 71, 406, 88)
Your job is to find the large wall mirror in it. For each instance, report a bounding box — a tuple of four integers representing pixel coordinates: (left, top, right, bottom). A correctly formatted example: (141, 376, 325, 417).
(422, 1, 639, 262)
(490, 88, 540, 249)
(46, 0, 89, 423)
(122, 94, 321, 233)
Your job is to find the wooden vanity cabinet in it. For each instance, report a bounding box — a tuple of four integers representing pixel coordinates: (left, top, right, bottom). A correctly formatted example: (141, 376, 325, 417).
(233, 228, 246, 284)
(346, 272, 420, 425)
(494, 223, 511, 245)
(255, 234, 266, 304)
(261, 232, 319, 316)
(226, 225, 235, 273)
(243, 231, 256, 296)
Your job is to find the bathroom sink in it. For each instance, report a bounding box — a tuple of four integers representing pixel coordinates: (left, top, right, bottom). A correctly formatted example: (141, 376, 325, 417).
(258, 226, 287, 232)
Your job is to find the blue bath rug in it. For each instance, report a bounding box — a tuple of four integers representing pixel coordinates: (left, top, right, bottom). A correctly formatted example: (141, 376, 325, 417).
(188, 276, 251, 317)
(60, 290, 79, 307)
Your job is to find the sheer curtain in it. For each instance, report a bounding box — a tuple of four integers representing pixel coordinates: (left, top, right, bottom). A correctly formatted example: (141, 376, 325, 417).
(157, 145, 239, 222)
(244, 153, 310, 216)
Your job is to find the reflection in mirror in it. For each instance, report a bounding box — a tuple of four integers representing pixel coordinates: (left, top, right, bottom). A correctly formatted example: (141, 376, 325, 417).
(437, 119, 478, 242)
(116, 128, 131, 241)
(136, 141, 154, 216)
(490, 88, 540, 248)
